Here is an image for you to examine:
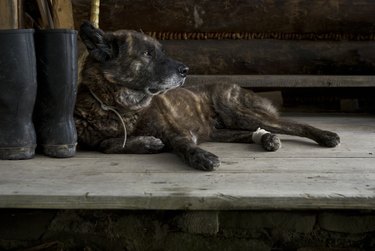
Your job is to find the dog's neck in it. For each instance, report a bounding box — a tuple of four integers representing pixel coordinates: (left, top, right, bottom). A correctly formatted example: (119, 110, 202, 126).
(81, 63, 153, 112)
(114, 87, 153, 111)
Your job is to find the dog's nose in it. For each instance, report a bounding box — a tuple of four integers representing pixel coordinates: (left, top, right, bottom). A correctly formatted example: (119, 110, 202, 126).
(178, 65, 189, 77)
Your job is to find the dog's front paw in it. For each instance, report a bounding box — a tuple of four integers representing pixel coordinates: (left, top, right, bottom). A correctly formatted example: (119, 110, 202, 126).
(137, 136, 165, 153)
(317, 131, 340, 147)
(189, 148, 221, 171)
(261, 133, 281, 151)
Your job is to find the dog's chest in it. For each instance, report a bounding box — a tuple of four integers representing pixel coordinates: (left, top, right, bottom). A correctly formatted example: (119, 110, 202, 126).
(75, 97, 141, 140)
(98, 108, 140, 137)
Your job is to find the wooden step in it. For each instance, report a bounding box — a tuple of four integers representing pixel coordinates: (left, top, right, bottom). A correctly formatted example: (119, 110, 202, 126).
(0, 115, 374, 210)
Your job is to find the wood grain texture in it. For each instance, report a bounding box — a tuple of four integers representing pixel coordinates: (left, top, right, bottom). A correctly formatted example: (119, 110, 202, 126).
(36, 0, 54, 28)
(70, 1, 375, 76)
(0, 115, 374, 210)
(71, 0, 375, 33)
(51, 0, 75, 29)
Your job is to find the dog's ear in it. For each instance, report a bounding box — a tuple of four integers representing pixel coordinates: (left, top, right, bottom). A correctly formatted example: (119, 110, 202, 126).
(79, 21, 118, 62)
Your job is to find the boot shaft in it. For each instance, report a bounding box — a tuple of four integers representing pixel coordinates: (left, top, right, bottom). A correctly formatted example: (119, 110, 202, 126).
(34, 29, 78, 157)
(0, 29, 37, 122)
(0, 29, 37, 158)
(34, 29, 78, 118)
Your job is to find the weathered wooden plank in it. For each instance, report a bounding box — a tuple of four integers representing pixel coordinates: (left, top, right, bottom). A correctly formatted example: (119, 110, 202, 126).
(0, 115, 373, 210)
(0, 157, 374, 209)
(75, 131, 375, 160)
(185, 75, 375, 87)
(51, 0, 75, 29)
(0, 0, 18, 29)
(0, 153, 374, 175)
(1, 194, 374, 210)
(75, 115, 375, 159)
(71, 0, 375, 33)
(162, 40, 375, 75)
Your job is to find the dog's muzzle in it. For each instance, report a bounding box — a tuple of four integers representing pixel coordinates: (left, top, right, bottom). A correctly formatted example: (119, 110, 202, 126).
(145, 76, 186, 95)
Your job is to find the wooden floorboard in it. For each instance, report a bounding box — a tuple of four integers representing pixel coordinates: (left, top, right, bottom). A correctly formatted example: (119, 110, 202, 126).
(0, 115, 374, 210)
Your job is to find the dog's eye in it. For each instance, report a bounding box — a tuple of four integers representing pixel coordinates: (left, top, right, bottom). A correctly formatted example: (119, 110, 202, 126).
(143, 50, 152, 57)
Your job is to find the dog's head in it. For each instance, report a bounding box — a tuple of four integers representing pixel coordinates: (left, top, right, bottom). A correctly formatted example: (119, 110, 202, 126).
(80, 21, 188, 97)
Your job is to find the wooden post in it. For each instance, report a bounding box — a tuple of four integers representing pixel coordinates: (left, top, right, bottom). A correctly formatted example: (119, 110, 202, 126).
(90, 0, 100, 28)
(0, 0, 18, 29)
(51, 0, 75, 29)
(17, 0, 23, 28)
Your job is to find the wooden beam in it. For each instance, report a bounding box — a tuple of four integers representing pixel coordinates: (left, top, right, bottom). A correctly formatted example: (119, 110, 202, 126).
(185, 75, 375, 88)
(161, 40, 375, 75)
(0, 0, 18, 29)
(51, 0, 75, 29)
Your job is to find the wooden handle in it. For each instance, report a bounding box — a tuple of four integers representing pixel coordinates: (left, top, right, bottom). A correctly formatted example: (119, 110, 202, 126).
(0, 0, 18, 29)
(36, 0, 54, 28)
(90, 0, 100, 28)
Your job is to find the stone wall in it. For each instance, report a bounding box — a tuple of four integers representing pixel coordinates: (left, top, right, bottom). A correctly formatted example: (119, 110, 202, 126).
(0, 210, 374, 251)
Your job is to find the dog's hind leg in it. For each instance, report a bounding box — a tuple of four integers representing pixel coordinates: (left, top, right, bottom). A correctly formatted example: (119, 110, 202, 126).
(260, 118, 340, 147)
(219, 109, 340, 147)
(211, 129, 281, 151)
(213, 84, 340, 147)
(222, 109, 340, 147)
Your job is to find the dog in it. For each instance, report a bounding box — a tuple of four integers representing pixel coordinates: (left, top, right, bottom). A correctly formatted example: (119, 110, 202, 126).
(74, 22, 340, 171)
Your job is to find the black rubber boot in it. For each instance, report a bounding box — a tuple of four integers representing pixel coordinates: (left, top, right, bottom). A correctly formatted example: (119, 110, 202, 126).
(0, 29, 37, 160)
(34, 29, 78, 158)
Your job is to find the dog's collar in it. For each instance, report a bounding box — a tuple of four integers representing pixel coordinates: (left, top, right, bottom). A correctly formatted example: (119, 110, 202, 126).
(88, 88, 127, 148)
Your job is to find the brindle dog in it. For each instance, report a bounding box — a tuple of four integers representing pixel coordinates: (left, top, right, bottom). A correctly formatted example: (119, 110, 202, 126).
(75, 22, 340, 171)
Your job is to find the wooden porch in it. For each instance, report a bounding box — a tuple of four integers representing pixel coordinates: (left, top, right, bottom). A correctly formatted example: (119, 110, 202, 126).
(1, 114, 374, 211)
(1, 1, 375, 250)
